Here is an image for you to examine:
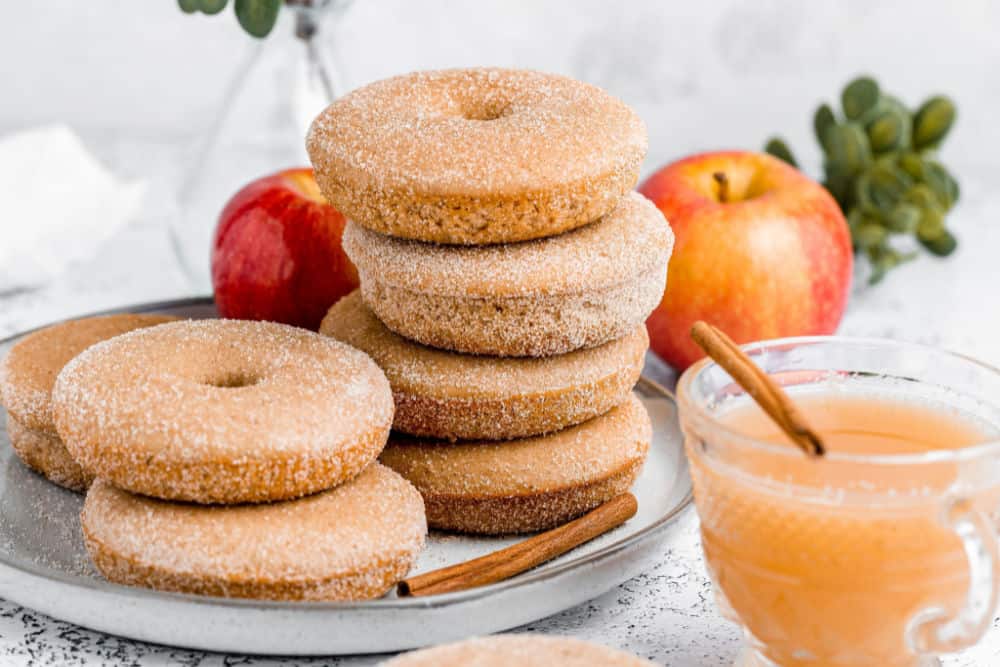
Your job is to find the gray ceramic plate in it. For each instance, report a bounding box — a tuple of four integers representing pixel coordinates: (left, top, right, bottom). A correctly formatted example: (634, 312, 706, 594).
(0, 298, 691, 656)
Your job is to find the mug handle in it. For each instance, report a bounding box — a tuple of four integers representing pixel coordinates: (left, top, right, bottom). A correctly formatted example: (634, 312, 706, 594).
(909, 498, 1000, 654)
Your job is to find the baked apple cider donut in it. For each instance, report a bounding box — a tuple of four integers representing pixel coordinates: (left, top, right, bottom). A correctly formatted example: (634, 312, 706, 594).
(381, 635, 655, 667)
(5, 416, 93, 493)
(379, 394, 651, 535)
(0, 313, 176, 492)
(320, 291, 647, 440)
(52, 319, 393, 504)
(307, 68, 647, 245)
(82, 463, 426, 601)
(343, 192, 673, 357)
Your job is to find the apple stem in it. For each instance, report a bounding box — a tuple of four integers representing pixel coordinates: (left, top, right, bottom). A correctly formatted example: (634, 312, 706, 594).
(713, 171, 729, 203)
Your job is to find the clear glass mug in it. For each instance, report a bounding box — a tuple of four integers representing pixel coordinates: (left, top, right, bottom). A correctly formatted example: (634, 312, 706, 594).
(675, 337, 1000, 667)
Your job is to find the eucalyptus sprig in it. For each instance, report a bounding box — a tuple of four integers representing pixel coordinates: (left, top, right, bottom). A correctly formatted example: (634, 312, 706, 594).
(178, 0, 282, 38)
(765, 76, 959, 284)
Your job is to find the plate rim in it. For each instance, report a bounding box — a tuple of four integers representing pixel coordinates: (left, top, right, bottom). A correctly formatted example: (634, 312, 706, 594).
(0, 296, 692, 614)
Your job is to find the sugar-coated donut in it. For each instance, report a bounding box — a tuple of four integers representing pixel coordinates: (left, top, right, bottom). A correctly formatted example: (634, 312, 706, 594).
(321, 291, 647, 440)
(344, 192, 673, 357)
(381, 635, 655, 666)
(379, 394, 651, 535)
(0, 313, 176, 491)
(5, 416, 93, 493)
(82, 463, 427, 601)
(307, 68, 647, 245)
(0, 314, 178, 435)
(53, 319, 393, 504)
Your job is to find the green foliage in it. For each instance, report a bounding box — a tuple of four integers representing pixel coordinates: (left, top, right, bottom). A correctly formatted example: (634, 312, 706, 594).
(764, 138, 797, 167)
(813, 103, 836, 151)
(764, 75, 960, 283)
(199, 0, 228, 14)
(913, 96, 956, 149)
(841, 77, 880, 120)
(235, 0, 282, 38)
(178, 0, 281, 38)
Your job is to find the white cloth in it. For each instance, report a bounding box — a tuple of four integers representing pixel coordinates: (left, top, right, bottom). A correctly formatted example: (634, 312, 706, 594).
(0, 125, 146, 292)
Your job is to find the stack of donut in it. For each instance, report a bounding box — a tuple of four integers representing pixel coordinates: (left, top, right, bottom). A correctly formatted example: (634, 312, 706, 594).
(309, 68, 674, 534)
(1, 316, 427, 600)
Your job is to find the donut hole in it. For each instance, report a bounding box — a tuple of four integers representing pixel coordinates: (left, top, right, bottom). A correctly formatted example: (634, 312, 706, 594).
(460, 100, 511, 122)
(203, 372, 260, 389)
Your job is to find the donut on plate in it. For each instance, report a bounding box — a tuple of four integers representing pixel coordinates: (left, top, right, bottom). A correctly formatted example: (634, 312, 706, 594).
(0, 313, 176, 492)
(343, 192, 673, 357)
(307, 67, 647, 245)
(380, 394, 651, 535)
(83, 463, 426, 601)
(53, 319, 393, 504)
(320, 291, 647, 440)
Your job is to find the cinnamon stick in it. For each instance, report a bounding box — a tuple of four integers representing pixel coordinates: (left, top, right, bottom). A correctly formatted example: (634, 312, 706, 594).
(398, 493, 638, 597)
(690, 321, 825, 457)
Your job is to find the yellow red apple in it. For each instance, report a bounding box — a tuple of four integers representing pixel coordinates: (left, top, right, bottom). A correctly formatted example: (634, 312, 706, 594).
(211, 167, 358, 330)
(639, 150, 852, 371)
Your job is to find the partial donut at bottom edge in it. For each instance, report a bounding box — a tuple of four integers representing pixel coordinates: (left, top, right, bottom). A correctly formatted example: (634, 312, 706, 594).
(380, 634, 656, 666)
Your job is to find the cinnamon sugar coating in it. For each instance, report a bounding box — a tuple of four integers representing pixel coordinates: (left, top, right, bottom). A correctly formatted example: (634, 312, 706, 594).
(6, 416, 94, 493)
(53, 319, 394, 504)
(0, 313, 175, 492)
(379, 394, 651, 535)
(320, 292, 647, 440)
(0, 313, 177, 435)
(382, 635, 655, 666)
(307, 68, 647, 245)
(82, 464, 427, 601)
(344, 193, 673, 357)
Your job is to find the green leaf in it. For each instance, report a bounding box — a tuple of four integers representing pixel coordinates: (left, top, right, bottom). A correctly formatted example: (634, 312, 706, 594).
(234, 0, 281, 38)
(814, 104, 836, 151)
(912, 96, 956, 149)
(922, 161, 957, 209)
(885, 203, 921, 233)
(916, 204, 947, 242)
(199, 0, 228, 14)
(823, 159, 855, 209)
(897, 151, 924, 180)
(764, 137, 797, 167)
(865, 244, 893, 284)
(920, 229, 958, 256)
(855, 218, 888, 248)
(869, 161, 913, 198)
(825, 122, 873, 176)
(947, 170, 961, 205)
(842, 76, 880, 120)
(903, 183, 940, 210)
(866, 110, 908, 153)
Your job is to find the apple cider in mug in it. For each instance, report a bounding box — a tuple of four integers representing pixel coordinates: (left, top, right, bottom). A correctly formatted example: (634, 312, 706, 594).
(677, 338, 1000, 667)
(710, 395, 990, 665)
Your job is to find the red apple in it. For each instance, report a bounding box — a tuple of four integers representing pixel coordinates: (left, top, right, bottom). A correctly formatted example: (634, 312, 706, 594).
(639, 151, 852, 371)
(211, 167, 358, 330)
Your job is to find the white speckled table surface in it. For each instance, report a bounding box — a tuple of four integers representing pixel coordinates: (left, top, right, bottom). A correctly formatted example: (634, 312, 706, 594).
(1, 162, 999, 667)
